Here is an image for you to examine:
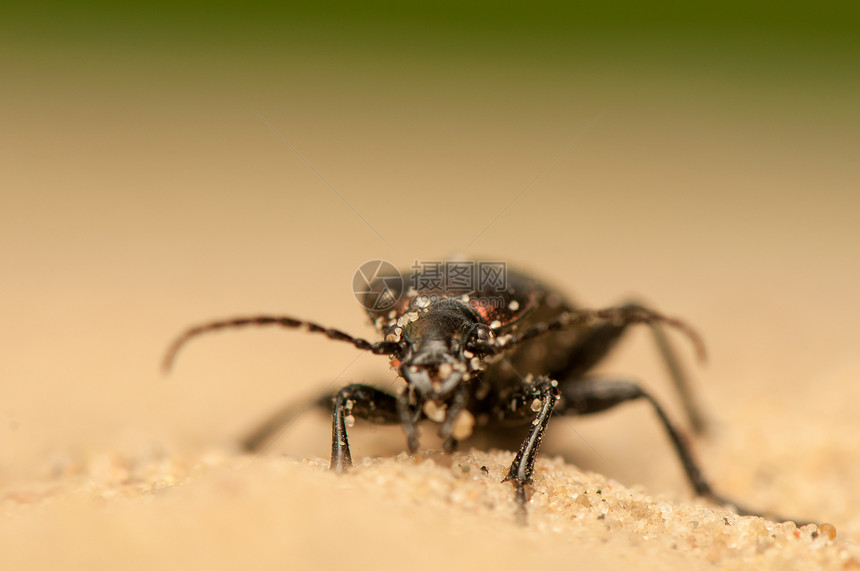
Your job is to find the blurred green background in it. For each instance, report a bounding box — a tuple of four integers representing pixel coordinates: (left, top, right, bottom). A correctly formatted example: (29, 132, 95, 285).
(4, 1, 858, 95)
(3, 2, 858, 103)
(3, 1, 859, 63)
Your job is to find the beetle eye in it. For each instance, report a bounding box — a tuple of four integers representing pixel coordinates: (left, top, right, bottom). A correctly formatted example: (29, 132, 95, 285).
(472, 324, 494, 343)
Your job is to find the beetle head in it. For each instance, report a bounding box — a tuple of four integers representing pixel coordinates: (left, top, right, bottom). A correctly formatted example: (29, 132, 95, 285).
(387, 300, 492, 399)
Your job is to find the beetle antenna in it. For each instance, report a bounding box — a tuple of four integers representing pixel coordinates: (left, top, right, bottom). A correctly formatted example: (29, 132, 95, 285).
(162, 315, 399, 373)
(488, 306, 707, 363)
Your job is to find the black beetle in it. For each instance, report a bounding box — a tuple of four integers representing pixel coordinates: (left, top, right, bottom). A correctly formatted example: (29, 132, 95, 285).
(163, 262, 803, 523)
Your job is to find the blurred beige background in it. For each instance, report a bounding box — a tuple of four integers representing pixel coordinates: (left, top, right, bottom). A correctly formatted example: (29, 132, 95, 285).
(1, 6, 859, 567)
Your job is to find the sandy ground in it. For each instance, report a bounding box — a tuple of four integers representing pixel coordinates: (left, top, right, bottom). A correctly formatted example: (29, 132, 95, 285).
(2, 45, 859, 570)
(1, 447, 857, 571)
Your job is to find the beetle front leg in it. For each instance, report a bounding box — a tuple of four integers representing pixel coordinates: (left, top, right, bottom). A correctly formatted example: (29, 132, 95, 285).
(330, 384, 400, 472)
(499, 375, 561, 520)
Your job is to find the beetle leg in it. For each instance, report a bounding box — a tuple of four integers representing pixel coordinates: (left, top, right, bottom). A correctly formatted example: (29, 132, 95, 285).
(555, 301, 707, 434)
(438, 384, 470, 453)
(499, 375, 561, 521)
(559, 376, 718, 492)
(556, 376, 808, 521)
(396, 387, 424, 455)
(329, 383, 401, 472)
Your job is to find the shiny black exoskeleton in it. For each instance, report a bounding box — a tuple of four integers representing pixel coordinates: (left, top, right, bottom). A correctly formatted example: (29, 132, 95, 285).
(163, 263, 802, 523)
